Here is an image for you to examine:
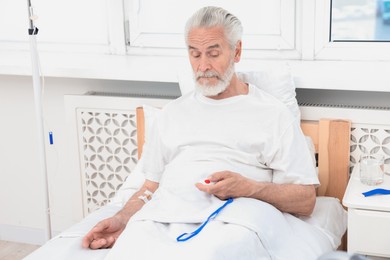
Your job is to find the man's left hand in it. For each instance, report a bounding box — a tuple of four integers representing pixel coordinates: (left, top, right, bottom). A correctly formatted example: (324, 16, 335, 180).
(195, 171, 255, 200)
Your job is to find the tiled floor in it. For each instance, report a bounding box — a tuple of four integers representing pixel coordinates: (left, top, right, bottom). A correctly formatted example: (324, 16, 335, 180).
(0, 240, 40, 260)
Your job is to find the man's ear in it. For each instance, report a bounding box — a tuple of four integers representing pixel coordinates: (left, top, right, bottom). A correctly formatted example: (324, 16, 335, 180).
(234, 40, 242, 63)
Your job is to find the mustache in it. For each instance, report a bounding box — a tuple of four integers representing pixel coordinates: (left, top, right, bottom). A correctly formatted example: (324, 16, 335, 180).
(195, 71, 220, 80)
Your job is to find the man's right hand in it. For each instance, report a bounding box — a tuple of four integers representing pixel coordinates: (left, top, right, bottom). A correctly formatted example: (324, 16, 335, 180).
(82, 180, 159, 249)
(82, 215, 126, 249)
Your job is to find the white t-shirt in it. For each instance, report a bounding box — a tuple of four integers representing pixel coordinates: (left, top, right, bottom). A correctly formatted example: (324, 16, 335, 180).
(132, 84, 319, 223)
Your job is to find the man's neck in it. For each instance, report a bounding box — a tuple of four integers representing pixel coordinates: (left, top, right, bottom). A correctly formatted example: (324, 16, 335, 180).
(209, 74, 248, 100)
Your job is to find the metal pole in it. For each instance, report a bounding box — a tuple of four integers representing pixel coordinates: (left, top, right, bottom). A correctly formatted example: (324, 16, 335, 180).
(27, 0, 52, 242)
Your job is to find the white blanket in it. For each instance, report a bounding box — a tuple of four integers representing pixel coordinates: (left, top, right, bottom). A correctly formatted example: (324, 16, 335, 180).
(104, 196, 335, 260)
(25, 158, 346, 260)
(25, 196, 345, 260)
(103, 158, 345, 260)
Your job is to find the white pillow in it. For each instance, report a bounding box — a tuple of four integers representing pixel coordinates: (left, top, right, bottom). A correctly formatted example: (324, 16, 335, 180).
(236, 65, 300, 120)
(178, 64, 301, 120)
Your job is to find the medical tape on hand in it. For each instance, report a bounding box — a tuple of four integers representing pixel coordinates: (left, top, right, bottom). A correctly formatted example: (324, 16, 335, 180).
(176, 198, 233, 242)
(138, 189, 153, 203)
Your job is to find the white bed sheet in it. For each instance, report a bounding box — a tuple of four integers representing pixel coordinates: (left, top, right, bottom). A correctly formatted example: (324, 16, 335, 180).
(25, 197, 346, 260)
(25, 160, 347, 260)
(24, 204, 121, 260)
(104, 198, 340, 260)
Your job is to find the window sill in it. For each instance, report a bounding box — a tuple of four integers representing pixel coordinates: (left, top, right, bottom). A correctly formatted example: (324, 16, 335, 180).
(1, 50, 390, 93)
(0, 50, 189, 83)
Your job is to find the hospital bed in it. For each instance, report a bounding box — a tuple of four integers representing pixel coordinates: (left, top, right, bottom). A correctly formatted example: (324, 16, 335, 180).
(25, 102, 351, 259)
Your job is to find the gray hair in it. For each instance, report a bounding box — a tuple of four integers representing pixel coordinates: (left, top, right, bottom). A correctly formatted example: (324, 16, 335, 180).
(184, 6, 243, 50)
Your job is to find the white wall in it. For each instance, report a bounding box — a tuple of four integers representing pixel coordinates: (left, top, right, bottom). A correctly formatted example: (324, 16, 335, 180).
(0, 75, 45, 244)
(0, 74, 179, 245)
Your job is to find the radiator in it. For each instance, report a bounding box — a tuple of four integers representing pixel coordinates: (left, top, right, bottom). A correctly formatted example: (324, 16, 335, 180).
(64, 93, 172, 216)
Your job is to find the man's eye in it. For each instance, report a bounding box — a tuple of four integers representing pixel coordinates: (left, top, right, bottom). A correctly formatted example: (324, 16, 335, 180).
(191, 51, 201, 58)
(209, 51, 219, 57)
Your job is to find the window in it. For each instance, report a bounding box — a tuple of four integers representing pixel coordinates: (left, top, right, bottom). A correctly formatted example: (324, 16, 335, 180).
(314, 0, 390, 60)
(125, 0, 300, 59)
(0, 0, 125, 54)
(331, 0, 390, 42)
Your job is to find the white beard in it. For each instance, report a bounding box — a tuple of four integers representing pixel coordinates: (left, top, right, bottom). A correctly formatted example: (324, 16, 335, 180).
(194, 62, 235, 97)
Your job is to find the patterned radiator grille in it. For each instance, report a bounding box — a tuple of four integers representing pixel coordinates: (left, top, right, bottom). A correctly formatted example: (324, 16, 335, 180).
(350, 126, 390, 174)
(78, 109, 138, 214)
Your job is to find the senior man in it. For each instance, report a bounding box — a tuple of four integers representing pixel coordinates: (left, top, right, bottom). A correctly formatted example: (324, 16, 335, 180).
(83, 6, 320, 259)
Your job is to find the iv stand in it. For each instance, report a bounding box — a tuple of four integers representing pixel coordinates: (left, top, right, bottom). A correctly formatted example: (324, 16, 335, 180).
(27, 0, 52, 241)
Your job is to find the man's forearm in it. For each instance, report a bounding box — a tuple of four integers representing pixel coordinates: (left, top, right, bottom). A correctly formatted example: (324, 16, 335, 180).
(197, 171, 316, 216)
(115, 180, 159, 225)
(247, 181, 316, 216)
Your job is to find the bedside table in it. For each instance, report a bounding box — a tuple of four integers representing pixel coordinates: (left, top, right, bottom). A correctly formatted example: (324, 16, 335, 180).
(343, 164, 390, 258)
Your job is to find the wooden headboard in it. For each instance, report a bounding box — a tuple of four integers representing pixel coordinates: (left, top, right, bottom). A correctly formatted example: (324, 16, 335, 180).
(301, 119, 351, 251)
(136, 107, 351, 202)
(301, 119, 351, 201)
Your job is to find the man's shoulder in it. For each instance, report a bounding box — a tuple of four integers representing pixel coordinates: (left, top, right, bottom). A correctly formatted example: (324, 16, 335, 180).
(251, 83, 294, 122)
(249, 85, 287, 109)
(161, 90, 196, 113)
(249, 83, 300, 120)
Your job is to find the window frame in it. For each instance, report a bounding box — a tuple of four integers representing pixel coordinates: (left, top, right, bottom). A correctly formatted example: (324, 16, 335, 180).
(313, 0, 390, 61)
(125, 0, 301, 59)
(0, 0, 126, 55)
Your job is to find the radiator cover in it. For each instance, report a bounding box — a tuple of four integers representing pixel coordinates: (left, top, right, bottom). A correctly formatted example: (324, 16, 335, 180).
(65, 94, 171, 216)
(79, 109, 138, 213)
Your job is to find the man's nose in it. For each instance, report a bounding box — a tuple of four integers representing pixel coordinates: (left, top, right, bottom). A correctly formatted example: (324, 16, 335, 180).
(198, 56, 211, 72)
